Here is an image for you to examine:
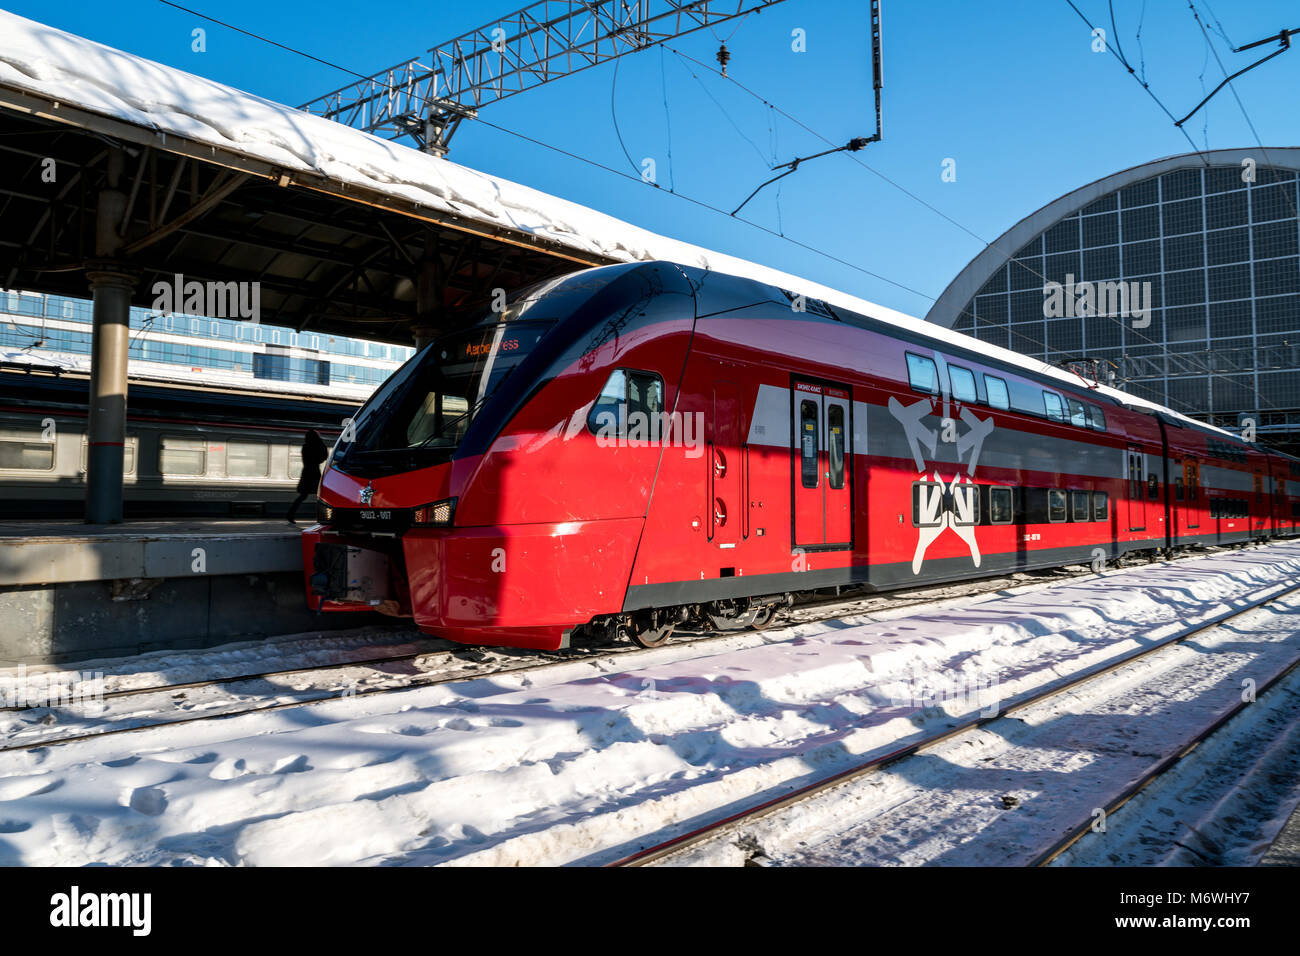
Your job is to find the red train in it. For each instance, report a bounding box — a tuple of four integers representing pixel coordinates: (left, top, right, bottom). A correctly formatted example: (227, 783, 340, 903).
(302, 262, 1300, 650)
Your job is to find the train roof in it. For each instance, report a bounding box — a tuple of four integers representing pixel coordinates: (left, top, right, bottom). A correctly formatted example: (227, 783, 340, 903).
(668, 262, 1244, 445)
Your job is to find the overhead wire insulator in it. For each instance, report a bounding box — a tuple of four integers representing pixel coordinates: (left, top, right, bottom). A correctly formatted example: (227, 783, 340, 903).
(716, 42, 730, 76)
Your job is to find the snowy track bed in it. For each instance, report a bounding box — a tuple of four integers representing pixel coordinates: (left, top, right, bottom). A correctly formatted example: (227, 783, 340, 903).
(651, 589, 1300, 867)
(0, 564, 1097, 752)
(0, 544, 1298, 865)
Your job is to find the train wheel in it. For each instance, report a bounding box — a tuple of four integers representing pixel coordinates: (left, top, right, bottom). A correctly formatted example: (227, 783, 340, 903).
(749, 605, 776, 630)
(628, 621, 674, 648)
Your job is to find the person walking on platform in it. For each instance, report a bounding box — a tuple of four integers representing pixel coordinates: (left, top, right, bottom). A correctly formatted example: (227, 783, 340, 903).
(287, 429, 328, 525)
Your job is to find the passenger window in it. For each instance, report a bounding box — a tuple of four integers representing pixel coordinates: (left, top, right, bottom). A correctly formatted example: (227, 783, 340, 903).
(1043, 392, 1065, 422)
(81, 439, 137, 475)
(949, 365, 977, 403)
(1067, 399, 1088, 427)
(227, 441, 270, 478)
(952, 482, 979, 526)
(912, 481, 944, 527)
(587, 368, 665, 436)
(1086, 403, 1107, 431)
(1093, 491, 1109, 521)
(1071, 490, 1090, 521)
(984, 375, 1009, 410)
(800, 400, 819, 489)
(0, 437, 54, 470)
(906, 353, 938, 395)
(160, 437, 206, 476)
(1048, 489, 1066, 522)
(989, 486, 1013, 523)
(1147, 473, 1159, 499)
(1175, 477, 1184, 500)
(827, 405, 845, 490)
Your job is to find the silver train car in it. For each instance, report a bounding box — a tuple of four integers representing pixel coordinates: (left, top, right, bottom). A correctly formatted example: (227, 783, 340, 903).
(0, 362, 353, 518)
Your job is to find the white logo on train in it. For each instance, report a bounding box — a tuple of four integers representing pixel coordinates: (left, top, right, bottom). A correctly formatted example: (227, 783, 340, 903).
(887, 349, 995, 574)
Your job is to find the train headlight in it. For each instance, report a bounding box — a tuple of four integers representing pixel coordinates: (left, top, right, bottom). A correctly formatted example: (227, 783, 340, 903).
(412, 497, 457, 527)
(316, 500, 335, 523)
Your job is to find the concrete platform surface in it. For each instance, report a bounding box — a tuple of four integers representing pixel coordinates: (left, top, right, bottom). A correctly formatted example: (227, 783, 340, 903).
(0, 519, 305, 586)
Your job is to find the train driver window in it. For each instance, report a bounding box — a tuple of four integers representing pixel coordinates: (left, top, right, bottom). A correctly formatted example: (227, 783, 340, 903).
(1048, 489, 1067, 522)
(1042, 392, 1065, 422)
(827, 405, 845, 490)
(984, 375, 1010, 410)
(1071, 490, 1090, 521)
(587, 368, 665, 437)
(906, 353, 938, 395)
(800, 400, 819, 489)
(1066, 398, 1088, 428)
(1093, 491, 1109, 521)
(1147, 473, 1159, 499)
(989, 486, 1013, 524)
(1086, 403, 1107, 431)
(949, 365, 977, 404)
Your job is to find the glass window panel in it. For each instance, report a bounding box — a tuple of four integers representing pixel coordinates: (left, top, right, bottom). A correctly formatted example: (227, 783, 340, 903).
(948, 365, 977, 403)
(160, 437, 206, 476)
(227, 441, 269, 478)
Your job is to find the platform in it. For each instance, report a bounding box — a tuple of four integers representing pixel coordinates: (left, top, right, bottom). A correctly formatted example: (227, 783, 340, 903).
(0, 519, 302, 586)
(0, 519, 373, 666)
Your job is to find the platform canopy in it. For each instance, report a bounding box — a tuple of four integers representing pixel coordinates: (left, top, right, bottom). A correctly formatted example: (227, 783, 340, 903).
(0, 10, 913, 346)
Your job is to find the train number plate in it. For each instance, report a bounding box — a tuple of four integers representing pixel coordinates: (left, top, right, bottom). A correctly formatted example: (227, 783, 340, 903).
(358, 509, 393, 521)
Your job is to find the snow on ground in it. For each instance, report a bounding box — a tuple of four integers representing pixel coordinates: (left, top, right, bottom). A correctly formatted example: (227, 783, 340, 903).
(1053, 657, 1300, 866)
(0, 544, 1298, 866)
(663, 592, 1300, 866)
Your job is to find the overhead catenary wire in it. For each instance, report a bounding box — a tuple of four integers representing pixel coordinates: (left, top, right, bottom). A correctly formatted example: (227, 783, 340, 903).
(151, 0, 1284, 418)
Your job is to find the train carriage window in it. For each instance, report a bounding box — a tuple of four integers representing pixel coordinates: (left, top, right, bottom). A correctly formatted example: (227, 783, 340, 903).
(1175, 476, 1185, 500)
(160, 437, 207, 476)
(1048, 489, 1067, 522)
(1066, 398, 1088, 428)
(1254, 473, 1264, 502)
(0, 438, 54, 470)
(80, 439, 137, 475)
(1147, 473, 1159, 499)
(1093, 491, 1109, 521)
(1086, 403, 1107, 431)
(1043, 392, 1066, 422)
(989, 486, 1013, 524)
(905, 353, 939, 395)
(227, 441, 270, 478)
(984, 375, 1010, 410)
(1210, 498, 1220, 519)
(827, 405, 846, 490)
(1071, 490, 1090, 521)
(587, 368, 665, 437)
(800, 400, 819, 489)
(912, 481, 945, 527)
(948, 365, 977, 404)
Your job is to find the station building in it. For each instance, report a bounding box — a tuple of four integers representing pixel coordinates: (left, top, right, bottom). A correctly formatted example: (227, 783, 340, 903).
(1, 289, 413, 401)
(928, 148, 1300, 452)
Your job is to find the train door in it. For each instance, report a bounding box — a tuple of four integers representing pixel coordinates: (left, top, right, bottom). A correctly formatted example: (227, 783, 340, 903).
(823, 386, 853, 547)
(1253, 469, 1266, 535)
(1182, 457, 1200, 534)
(791, 379, 853, 550)
(1125, 446, 1147, 533)
(709, 381, 742, 549)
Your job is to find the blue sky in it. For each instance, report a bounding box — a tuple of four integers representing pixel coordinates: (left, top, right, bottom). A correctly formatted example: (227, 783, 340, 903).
(11, 0, 1300, 317)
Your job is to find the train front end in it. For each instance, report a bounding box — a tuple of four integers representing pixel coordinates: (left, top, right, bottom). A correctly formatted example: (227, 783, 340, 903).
(302, 262, 697, 650)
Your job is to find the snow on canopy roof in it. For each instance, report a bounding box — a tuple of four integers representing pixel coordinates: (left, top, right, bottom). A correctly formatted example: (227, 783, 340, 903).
(0, 10, 1234, 438)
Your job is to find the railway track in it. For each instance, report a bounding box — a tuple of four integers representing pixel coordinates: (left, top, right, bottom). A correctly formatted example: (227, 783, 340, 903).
(610, 576, 1300, 867)
(0, 543, 1266, 756)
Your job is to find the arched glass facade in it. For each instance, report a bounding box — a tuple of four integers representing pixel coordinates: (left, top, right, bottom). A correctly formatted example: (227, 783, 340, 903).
(941, 158, 1300, 442)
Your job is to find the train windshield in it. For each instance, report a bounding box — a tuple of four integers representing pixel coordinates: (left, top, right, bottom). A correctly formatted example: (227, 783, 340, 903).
(339, 321, 552, 466)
